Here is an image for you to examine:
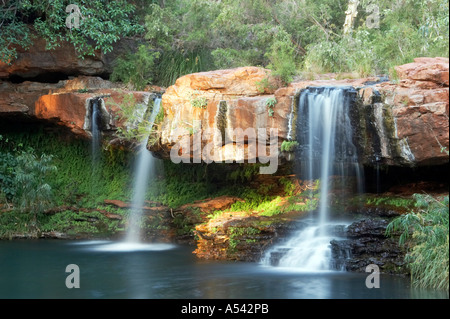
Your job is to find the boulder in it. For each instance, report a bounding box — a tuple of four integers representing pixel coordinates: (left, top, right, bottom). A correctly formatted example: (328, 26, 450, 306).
(394, 57, 449, 86)
(2, 58, 448, 168)
(330, 218, 407, 274)
(0, 76, 118, 118)
(0, 80, 65, 118)
(152, 62, 449, 168)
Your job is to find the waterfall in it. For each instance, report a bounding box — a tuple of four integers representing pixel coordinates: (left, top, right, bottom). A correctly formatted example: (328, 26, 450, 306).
(91, 99, 101, 164)
(262, 87, 363, 271)
(286, 99, 295, 141)
(125, 97, 162, 243)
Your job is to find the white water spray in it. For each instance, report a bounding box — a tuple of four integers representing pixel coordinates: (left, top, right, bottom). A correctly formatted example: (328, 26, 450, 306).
(91, 99, 101, 163)
(126, 97, 162, 243)
(262, 87, 363, 271)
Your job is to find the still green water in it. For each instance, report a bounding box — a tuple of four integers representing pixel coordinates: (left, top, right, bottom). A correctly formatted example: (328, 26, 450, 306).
(0, 240, 447, 299)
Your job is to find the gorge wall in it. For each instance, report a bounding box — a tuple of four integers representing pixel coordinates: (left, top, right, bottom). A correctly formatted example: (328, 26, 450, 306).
(1, 39, 448, 169)
(1, 41, 448, 274)
(148, 58, 449, 169)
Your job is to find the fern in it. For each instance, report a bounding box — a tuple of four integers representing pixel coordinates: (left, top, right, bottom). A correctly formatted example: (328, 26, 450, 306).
(386, 194, 449, 290)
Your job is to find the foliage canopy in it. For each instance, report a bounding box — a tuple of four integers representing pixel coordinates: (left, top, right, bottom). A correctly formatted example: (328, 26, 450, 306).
(0, 0, 143, 63)
(2, 0, 448, 86)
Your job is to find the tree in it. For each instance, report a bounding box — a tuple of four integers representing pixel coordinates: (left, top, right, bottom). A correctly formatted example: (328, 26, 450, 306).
(343, 0, 360, 35)
(0, 0, 144, 64)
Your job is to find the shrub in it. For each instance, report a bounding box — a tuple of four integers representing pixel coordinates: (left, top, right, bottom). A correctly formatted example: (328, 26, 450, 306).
(386, 194, 449, 290)
(190, 91, 208, 109)
(13, 151, 57, 220)
(281, 141, 299, 153)
(110, 45, 160, 90)
(265, 31, 298, 84)
(265, 97, 277, 117)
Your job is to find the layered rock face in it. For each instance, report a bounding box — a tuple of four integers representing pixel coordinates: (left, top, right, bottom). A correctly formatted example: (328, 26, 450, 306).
(152, 67, 284, 163)
(0, 37, 140, 80)
(0, 75, 157, 139)
(0, 37, 156, 140)
(368, 57, 449, 166)
(2, 46, 448, 168)
(151, 58, 449, 168)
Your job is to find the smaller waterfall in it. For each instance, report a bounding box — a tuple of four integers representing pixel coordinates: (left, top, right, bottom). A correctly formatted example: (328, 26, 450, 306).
(125, 97, 162, 243)
(91, 99, 101, 163)
(286, 100, 295, 141)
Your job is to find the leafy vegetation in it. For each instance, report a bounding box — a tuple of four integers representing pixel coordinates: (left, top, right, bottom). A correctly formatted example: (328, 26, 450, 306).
(132, 0, 448, 86)
(366, 196, 415, 208)
(189, 91, 208, 109)
(281, 140, 299, 153)
(228, 226, 261, 251)
(110, 45, 160, 90)
(266, 97, 277, 117)
(2, 0, 447, 86)
(0, 129, 133, 210)
(0, 135, 57, 224)
(386, 194, 449, 290)
(304, 0, 449, 76)
(0, 0, 143, 63)
(107, 92, 162, 142)
(13, 152, 57, 218)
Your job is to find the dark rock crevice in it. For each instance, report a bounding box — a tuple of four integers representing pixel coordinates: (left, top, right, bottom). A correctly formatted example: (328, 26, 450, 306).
(331, 218, 407, 274)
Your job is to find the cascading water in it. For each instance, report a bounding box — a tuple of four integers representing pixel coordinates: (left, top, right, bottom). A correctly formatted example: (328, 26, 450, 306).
(262, 87, 363, 271)
(91, 99, 101, 164)
(125, 97, 162, 243)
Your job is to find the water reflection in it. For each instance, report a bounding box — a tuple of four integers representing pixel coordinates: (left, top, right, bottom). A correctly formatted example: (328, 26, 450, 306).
(0, 240, 447, 299)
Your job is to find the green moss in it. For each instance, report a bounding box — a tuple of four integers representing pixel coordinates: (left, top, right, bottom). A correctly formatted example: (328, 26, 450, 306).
(0, 210, 37, 238)
(190, 91, 208, 109)
(228, 226, 261, 252)
(365, 196, 415, 208)
(172, 207, 202, 236)
(281, 140, 299, 153)
(1, 127, 133, 206)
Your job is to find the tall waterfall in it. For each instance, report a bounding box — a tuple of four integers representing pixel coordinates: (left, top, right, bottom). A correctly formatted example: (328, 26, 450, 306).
(262, 87, 363, 271)
(125, 97, 162, 243)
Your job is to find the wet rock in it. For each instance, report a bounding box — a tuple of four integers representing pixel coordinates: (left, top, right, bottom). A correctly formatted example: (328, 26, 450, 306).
(346, 218, 389, 238)
(330, 218, 407, 274)
(150, 59, 448, 167)
(175, 195, 243, 214)
(193, 211, 303, 262)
